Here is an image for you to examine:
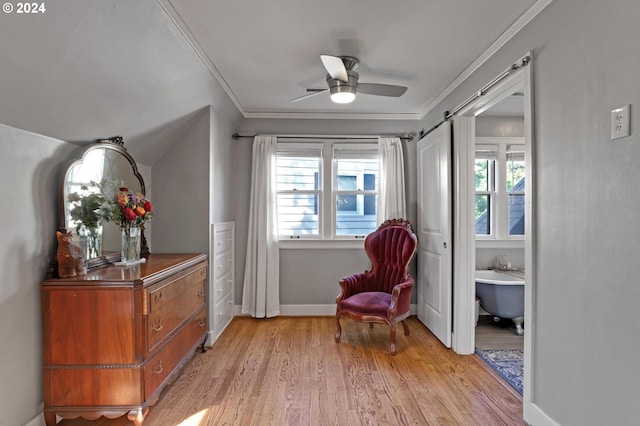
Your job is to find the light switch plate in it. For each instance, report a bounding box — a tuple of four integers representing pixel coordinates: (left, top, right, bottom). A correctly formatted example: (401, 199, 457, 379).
(611, 104, 630, 140)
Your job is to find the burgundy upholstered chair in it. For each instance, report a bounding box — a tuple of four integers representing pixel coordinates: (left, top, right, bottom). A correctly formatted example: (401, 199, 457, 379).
(335, 218, 418, 355)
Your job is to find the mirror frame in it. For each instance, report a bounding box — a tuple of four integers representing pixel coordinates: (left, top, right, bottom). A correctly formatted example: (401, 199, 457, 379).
(59, 136, 149, 270)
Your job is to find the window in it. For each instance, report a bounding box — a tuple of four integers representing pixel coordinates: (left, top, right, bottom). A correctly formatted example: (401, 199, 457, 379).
(276, 141, 379, 240)
(475, 138, 525, 239)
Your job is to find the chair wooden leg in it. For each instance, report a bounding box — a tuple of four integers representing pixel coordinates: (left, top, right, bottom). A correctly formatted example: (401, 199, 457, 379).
(389, 322, 397, 355)
(402, 319, 410, 336)
(335, 315, 342, 342)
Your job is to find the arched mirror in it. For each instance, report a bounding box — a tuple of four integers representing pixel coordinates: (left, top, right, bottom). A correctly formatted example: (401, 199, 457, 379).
(61, 136, 148, 268)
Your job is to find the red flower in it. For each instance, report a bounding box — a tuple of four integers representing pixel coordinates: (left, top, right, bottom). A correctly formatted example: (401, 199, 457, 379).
(122, 207, 137, 222)
(144, 200, 153, 212)
(119, 187, 129, 192)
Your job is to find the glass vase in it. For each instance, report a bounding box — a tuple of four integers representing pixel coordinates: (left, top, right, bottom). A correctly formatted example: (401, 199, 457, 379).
(120, 226, 141, 265)
(78, 225, 102, 260)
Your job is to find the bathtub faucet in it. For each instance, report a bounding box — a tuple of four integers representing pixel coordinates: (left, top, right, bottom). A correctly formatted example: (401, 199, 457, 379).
(496, 254, 511, 270)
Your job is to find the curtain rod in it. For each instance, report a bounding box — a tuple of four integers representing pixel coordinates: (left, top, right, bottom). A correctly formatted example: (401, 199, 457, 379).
(416, 55, 531, 142)
(231, 133, 415, 142)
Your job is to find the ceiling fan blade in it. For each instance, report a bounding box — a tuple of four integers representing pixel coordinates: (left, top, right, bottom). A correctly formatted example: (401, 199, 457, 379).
(320, 55, 348, 82)
(289, 88, 328, 103)
(357, 83, 407, 97)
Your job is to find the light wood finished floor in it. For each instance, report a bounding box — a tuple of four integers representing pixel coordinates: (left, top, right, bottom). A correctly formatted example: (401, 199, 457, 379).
(60, 316, 525, 426)
(475, 315, 525, 350)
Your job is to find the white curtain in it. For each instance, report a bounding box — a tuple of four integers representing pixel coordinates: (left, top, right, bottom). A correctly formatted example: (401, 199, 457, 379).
(241, 136, 280, 318)
(378, 137, 407, 223)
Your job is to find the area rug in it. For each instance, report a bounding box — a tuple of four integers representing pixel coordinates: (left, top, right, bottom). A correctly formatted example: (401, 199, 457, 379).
(475, 348, 523, 395)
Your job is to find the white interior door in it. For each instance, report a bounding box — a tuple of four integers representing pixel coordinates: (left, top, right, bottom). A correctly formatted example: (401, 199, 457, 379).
(416, 121, 452, 347)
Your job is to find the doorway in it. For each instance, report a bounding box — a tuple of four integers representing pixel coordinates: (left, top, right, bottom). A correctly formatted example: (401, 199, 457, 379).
(473, 93, 526, 395)
(450, 56, 534, 402)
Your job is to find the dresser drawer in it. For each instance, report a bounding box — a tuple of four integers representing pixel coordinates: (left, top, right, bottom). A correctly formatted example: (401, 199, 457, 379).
(212, 271, 233, 301)
(147, 278, 206, 353)
(144, 308, 207, 400)
(213, 229, 233, 255)
(45, 366, 141, 407)
(148, 264, 207, 314)
(213, 293, 234, 329)
(213, 252, 232, 279)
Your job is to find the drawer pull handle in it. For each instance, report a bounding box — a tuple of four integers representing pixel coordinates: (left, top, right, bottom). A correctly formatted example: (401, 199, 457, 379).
(152, 361, 164, 375)
(198, 320, 206, 327)
(197, 290, 205, 297)
(154, 292, 163, 302)
(151, 321, 163, 332)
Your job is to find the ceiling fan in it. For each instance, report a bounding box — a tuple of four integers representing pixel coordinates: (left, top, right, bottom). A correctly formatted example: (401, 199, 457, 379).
(290, 55, 408, 104)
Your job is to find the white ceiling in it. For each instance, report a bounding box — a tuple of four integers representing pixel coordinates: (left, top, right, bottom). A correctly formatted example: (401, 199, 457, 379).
(163, 0, 542, 119)
(0, 0, 543, 164)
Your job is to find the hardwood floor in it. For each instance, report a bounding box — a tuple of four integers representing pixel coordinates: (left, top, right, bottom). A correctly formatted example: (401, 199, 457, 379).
(60, 316, 525, 426)
(475, 315, 525, 350)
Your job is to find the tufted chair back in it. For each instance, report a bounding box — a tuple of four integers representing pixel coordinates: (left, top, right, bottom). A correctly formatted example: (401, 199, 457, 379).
(364, 221, 418, 294)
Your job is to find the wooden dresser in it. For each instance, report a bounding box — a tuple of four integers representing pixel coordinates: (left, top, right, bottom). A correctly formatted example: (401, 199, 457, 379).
(41, 253, 208, 426)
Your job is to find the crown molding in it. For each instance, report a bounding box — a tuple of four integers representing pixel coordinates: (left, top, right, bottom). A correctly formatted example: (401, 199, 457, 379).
(242, 111, 422, 120)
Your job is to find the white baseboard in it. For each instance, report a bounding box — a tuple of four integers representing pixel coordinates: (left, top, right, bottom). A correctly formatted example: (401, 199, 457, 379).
(280, 304, 336, 316)
(233, 304, 418, 317)
(523, 401, 560, 426)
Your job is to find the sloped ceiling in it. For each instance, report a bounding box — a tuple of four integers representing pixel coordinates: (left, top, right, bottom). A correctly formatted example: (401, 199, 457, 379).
(0, 0, 241, 164)
(0, 0, 545, 164)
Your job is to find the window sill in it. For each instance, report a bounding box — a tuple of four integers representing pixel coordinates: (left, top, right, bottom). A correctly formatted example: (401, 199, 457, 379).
(279, 240, 365, 250)
(475, 239, 525, 249)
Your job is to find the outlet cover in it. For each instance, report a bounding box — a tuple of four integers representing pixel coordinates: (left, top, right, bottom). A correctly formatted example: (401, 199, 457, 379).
(611, 104, 631, 140)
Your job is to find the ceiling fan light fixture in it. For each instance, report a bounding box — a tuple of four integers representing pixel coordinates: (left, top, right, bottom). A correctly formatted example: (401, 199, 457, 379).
(329, 86, 356, 104)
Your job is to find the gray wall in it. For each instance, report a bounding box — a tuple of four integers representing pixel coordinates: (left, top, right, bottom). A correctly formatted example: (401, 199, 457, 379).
(421, 0, 640, 423)
(152, 105, 239, 253)
(0, 125, 77, 426)
(210, 107, 239, 224)
(152, 108, 211, 254)
(476, 116, 525, 138)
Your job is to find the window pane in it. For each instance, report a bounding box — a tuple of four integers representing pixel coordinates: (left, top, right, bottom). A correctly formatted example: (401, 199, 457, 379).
(337, 175, 356, 190)
(335, 156, 378, 236)
(277, 193, 319, 235)
(337, 194, 357, 212)
(509, 194, 525, 235)
(276, 152, 320, 236)
(335, 158, 378, 189)
(276, 157, 319, 191)
(336, 194, 377, 236)
(475, 159, 491, 191)
(506, 152, 525, 192)
(363, 173, 375, 190)
(475, 194, 490, 235)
